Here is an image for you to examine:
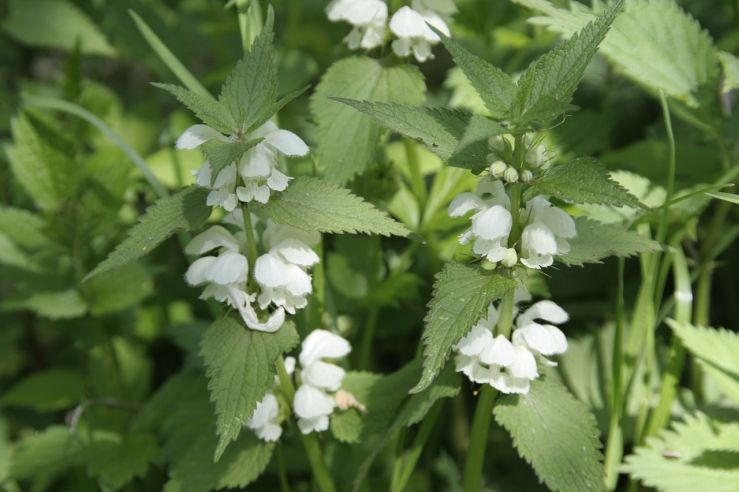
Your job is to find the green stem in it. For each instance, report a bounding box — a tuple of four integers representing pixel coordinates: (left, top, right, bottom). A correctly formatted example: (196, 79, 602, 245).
(390, 401, 443, 492)
(358, 307, 379, 371)
(276, 446, 292, 492)
(404, 139, 427, 211)
(604, 258, 625, 490)
(234, 0, 263, 52)
(276, 358, 337, 492)
(241, 203, 259, 275)
(657, 91, 676, 246)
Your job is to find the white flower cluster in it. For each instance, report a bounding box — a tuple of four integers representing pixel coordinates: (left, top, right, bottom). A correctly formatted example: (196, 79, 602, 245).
(246, 330, 360, 441)
(184, 218, 319, 333)
(454, 291, 568, 394)
(449, 180, 576, 269)
(178, 121, 309, 210)
(326, 0, 456, 62)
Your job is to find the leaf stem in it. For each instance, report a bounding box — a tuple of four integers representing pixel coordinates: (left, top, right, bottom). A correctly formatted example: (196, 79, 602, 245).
(358, 307, 379, 370)
(241, 203, 259, 276)
(404, 139, 427, 210)
(390, 400, 443, 492)
(604, 257, 625, 490)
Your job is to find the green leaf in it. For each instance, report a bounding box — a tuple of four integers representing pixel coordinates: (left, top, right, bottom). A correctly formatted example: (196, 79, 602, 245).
(434, 29, 516, 118)
(707, 191, 739, 206)
(623, 412, 739, 492)
(412, 263, 517, 393)
(9, 426, 87, 479)
(85, 262, 154, 315)
(514, 0, 717, 107)
(7, 113, 77, 210)
(0, 233, 41, 272)
(512, 1, 622, 125)
(718, 52, 739, 93)
(311, 56, 425, 184)
(201, 138, 263, 179)
(494, 376, 607, 492)
(83, 434, 160, 491)
(2, 289, 87, 319)
(154, 83, 234, 134)
(530, 157, 643, 208)
(3, 0, 115, 56)
(333, 100, 502, 172)
(1, 369, 84, 412)
(218, 14, 276, 131)
(263, 177, 410, 236)
(85, 186, 211, 280)
(559, 217, 660, 266)
(200, 317, 299, 460)
(0, 206, 50, 249)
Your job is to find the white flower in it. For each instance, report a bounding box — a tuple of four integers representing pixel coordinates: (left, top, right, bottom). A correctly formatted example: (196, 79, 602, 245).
(520, 197, 576, 269)
(254, 222, 320, 314)
(293, 330, 351, 434)
(512, 300, 569, 363)
(246, 392, 283, 442)
(449, 180, 513, 263)
(389, 5, 450, 62)
(327, 0, 388, 50)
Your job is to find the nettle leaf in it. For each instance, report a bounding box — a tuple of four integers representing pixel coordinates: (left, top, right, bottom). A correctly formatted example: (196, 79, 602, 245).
(623, 412, 739, 492)
(263, 177, 410, 236)
(719, 52, 739, 93)
(560, 217, 660, 266)
(201, 138, 263, 180)
(434, 29, 516, 118)
(0, 233, 41, 272)
(0, 206, 50, 249)
(334, 100, 503, 173)
(412, 263, 516, 393)
(83, 434, 160, 491)
(494, 376, 607, 492)
(311, 56, 425, 184)
(512, 0, 622, 125)
(154, 83, 234, 134)
(514, 0, 717, 106)
(530, 158, 643, 208)
(200, 317, 299, 460)
(9, 426, 87, 480)
(1, 368, 84, 412)
(85, 186, 211, 280)
(218, 11, 276, 131)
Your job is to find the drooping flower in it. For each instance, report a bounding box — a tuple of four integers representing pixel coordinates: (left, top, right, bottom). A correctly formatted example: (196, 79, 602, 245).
(389, 3, 450, 62)
(293, 330, 352, 434)
(327, 0, 388, 50)
(246, 392, 283, 442)
(448, 180, 514, 263)
(512, 300, 569, 363)
(519, 196, 576, 269)
(254, 221, 321, 314)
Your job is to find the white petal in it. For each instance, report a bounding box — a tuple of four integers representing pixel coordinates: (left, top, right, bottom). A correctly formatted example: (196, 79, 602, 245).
(284, 265, 312, 296)
(267, 169, 291, 191)
(389, 7, 427, 38)
(247, 392, 279, 429)
(213, 163, 237, 188)
(247, 120, 279, 140)
(265, 129, 310, 157)
(518, 300, 569, 326)
(455, 354, 497, 385)
(176, 124, 226, 149)
(471, 205, 512, 241)
(293, 385, 335, 419)
(205, 251, 248, 285)
(185, 226, 240, 255)
(343, 0, 387, 25)
(253, 185, 271, 204)
(480, 335, 515, 366)
(448, 192, 486, 217)
(541, 206, 577, 238)
(413, 41, 433, 62)
(194, 162, 212, 187)
(235, 292, 286, 333)
(521, 223, 557, 255)
(514, 323, 568, 356)
(184, 256, 216, 286)
(520, 253, 553, 269)
(257, 423, 283, 442)
(284, 356, 296, 375)
(240, 146, 274, 177)
(297, 415, 330, 434)
(507, 346, 538, 379)
(418, 11, 449, 40)
(274, 239, 319, 267)
(299, 329, 351, 367)
(491, 374, 531, 394)
(455, 323, 493, 356)
(477, 180, 510, 207)
(392, 37, 412, 57)
(302, 361, 346, 391)
(254, 253, 290, 288)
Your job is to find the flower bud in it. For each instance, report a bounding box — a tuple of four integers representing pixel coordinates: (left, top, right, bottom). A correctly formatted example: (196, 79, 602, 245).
(335, 389, 366, 412)
(502, 248, 518, 267)
(488, 135, 506, 152)
(504, 167, 519, 183)
(521, 170, 533, 183)
(489, 160, 507, 178)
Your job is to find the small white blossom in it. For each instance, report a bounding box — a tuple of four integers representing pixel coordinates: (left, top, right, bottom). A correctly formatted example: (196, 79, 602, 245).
(327, 0, 388, 50)
(489, 160, 507, 178)
(293, 330, 352, 434)
(503, 167, 519, 184)
(389, 4, 450, 62)
(246, 392, 283, 442)
(449, 180, 512, 263)
(512, 300, 569, 363)
(520, 196, 576, 269)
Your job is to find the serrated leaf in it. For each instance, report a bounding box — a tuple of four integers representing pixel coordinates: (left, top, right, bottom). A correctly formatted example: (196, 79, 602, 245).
(718, 52, 739, 93)
(334, 100, 502, 173)
(0, 233, 41, 272)
(1, 369, 84, 412)
(85, 262, 154, 315)
(201, 138, 262, 179)
(200, 317, 299, 460)
(0, 206, 50, 249)
(83, 434, 159, 491)
(514, 0, 717, 106)
(263, 177, 410, 236)
(494, 377, 607, 492)
(412, 263, 516, 393)
(512, 1, 622, 125)
(3, 0, 115, 56)
(668, 320, 739, 384)
(85, 186, 211, 280)
(311, 56, 425, 184)
(9, 426, 88, 479)
(154, 83, 234, 134)
(623, 412, 739, 492)
(434, 29, 516, 118)
(530, 157, 643, 208)
(560, 217, 660, 266)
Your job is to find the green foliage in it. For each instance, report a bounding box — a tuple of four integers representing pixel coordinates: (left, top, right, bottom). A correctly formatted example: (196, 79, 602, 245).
(201, 138, 263, 179)
(3, 0, 115, 56)
(412, 263, 517, 393)
(2, 289, 87, 319)
(85, 186, 211, 280)
(718, 52, 739, 93)
(311, 56, 425, 184)
(1, 369, 84, 412)
(494, 376, 607, 492)
(262, 176, 410, 236)
(9, 426, 88, 480)
(85, 262, 154, 315)
(200, 317, 299, 460)
(154, 84, 234, 134)
(0, 206, 51, 249)
(560, 217, 661, 266)
(83, 434, 160, 491)
(530, 158, 643, 208)
(515, 0, 718, 106)
(623, 412, 739, 491)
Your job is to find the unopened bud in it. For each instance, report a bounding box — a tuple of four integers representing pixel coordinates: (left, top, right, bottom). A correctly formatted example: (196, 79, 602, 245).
(335, 389, 366, 412)
(521, 170, 533, 183)
(504, 167, 519, 183)
(502, 248, 518, 267)
(489, 160, 507, 178)
(488, 135, 506, 152)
